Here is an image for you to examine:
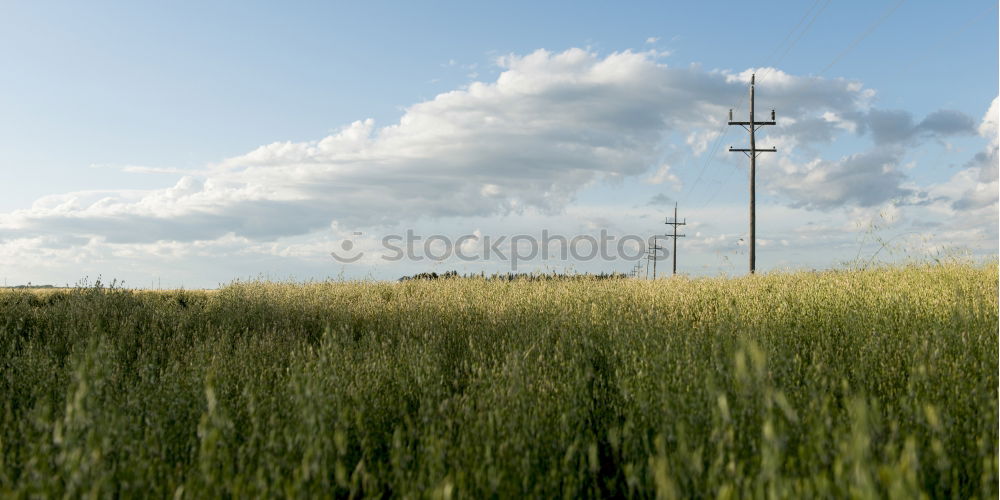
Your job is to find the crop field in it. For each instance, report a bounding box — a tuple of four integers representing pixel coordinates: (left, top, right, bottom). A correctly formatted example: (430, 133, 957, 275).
(0, 262, 996, 498)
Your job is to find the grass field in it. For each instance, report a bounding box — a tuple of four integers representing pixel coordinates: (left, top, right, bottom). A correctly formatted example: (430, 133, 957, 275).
(0, 262, 996, 498)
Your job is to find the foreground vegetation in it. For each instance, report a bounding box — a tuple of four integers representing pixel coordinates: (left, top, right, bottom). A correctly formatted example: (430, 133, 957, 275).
(0, 263, 996, 498)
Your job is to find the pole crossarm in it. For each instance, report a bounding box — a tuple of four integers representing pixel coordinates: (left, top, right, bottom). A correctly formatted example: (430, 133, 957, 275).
(728, 147, 777, 152)
(730, 146, 777, 158)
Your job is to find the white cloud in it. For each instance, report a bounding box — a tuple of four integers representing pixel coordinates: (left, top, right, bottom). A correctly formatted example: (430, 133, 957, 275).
(686, 129, 720, 155)
(979, 96, 998, 138)
(926, 96, 999, 215)
(90, 164, 195, 175)
(765, 147, 912, 209)
(644, 164, 680, 186)
(1, 47, 992, 282)
(822, 111, 858, 134)
(8, 48, 784, 244)
(970, 96, 999, 184)
(867, 108, 976, 145)
(646, 193, 674, 206)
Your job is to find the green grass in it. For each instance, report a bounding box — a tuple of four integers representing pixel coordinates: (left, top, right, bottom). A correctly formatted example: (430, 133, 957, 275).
(0, 263, 996, 498)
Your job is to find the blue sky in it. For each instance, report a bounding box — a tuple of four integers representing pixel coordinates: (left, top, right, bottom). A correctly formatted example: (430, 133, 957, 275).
(0, 1, 997, 287)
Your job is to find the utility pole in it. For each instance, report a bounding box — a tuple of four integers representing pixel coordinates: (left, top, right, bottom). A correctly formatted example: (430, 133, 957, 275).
(645, 251, 650, 279)
(664, 203, 686, 275)
(650, 238, 661, 279)
(645, 241, 659, 280)
(728, 73, 776, 274)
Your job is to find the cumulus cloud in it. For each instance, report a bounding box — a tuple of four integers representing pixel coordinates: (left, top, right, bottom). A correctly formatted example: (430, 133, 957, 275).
(867, 108, 977, 145)
(6, 49, 721, 244)
(769, 107, 976, 153)
(0, 48, 964, 252)
(727, 69, 877, 118)
(765, 147, 913, 209)
(755, 102, 978, 210)
(967, 96, 999, 183)
(646, 193, 674, 205)
(931, 96, 999, 212)
(901, 96, 999, 250)
(644, 164, 680, 186)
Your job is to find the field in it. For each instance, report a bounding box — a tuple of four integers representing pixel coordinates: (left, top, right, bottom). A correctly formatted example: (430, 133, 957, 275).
(0, 263, 996, 498)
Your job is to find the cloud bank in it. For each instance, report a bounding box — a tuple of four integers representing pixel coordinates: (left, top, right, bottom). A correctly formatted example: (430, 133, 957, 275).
(0, 48, 992, 268)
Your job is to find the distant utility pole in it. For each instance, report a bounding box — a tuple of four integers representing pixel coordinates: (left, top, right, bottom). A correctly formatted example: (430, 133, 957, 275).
(633, 262, 642, 279)
(728, 73, 776, 274)
(646, 252, 652, 280)
(645, 243, 657, 280)
(664, 203, 686, 275)
(649, 238, 662, 279)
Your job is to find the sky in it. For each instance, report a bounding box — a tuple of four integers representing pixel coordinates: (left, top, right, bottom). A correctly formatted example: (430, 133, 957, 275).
(0, 0, 997, 287)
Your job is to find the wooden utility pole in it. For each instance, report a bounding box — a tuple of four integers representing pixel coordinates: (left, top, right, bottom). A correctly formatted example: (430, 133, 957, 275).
(664, 203, 686, 275)
(651, 238, 660, 279)
(728, 73, 776, 274)
(646, 239, 662, 279)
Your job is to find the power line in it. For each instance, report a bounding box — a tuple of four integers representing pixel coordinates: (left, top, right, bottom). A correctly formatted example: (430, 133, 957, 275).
(705, 0, 906, 211)
(683, 0, 831, 202)
(699, 163, 740, 208)
(760, 0, 825, 67)
(817, 0, 907, 75)
(758, 0, 832, 82)
(703, 0, 917, 273)
(682, 125, 732, 202)
(893, 2, 996, 75)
